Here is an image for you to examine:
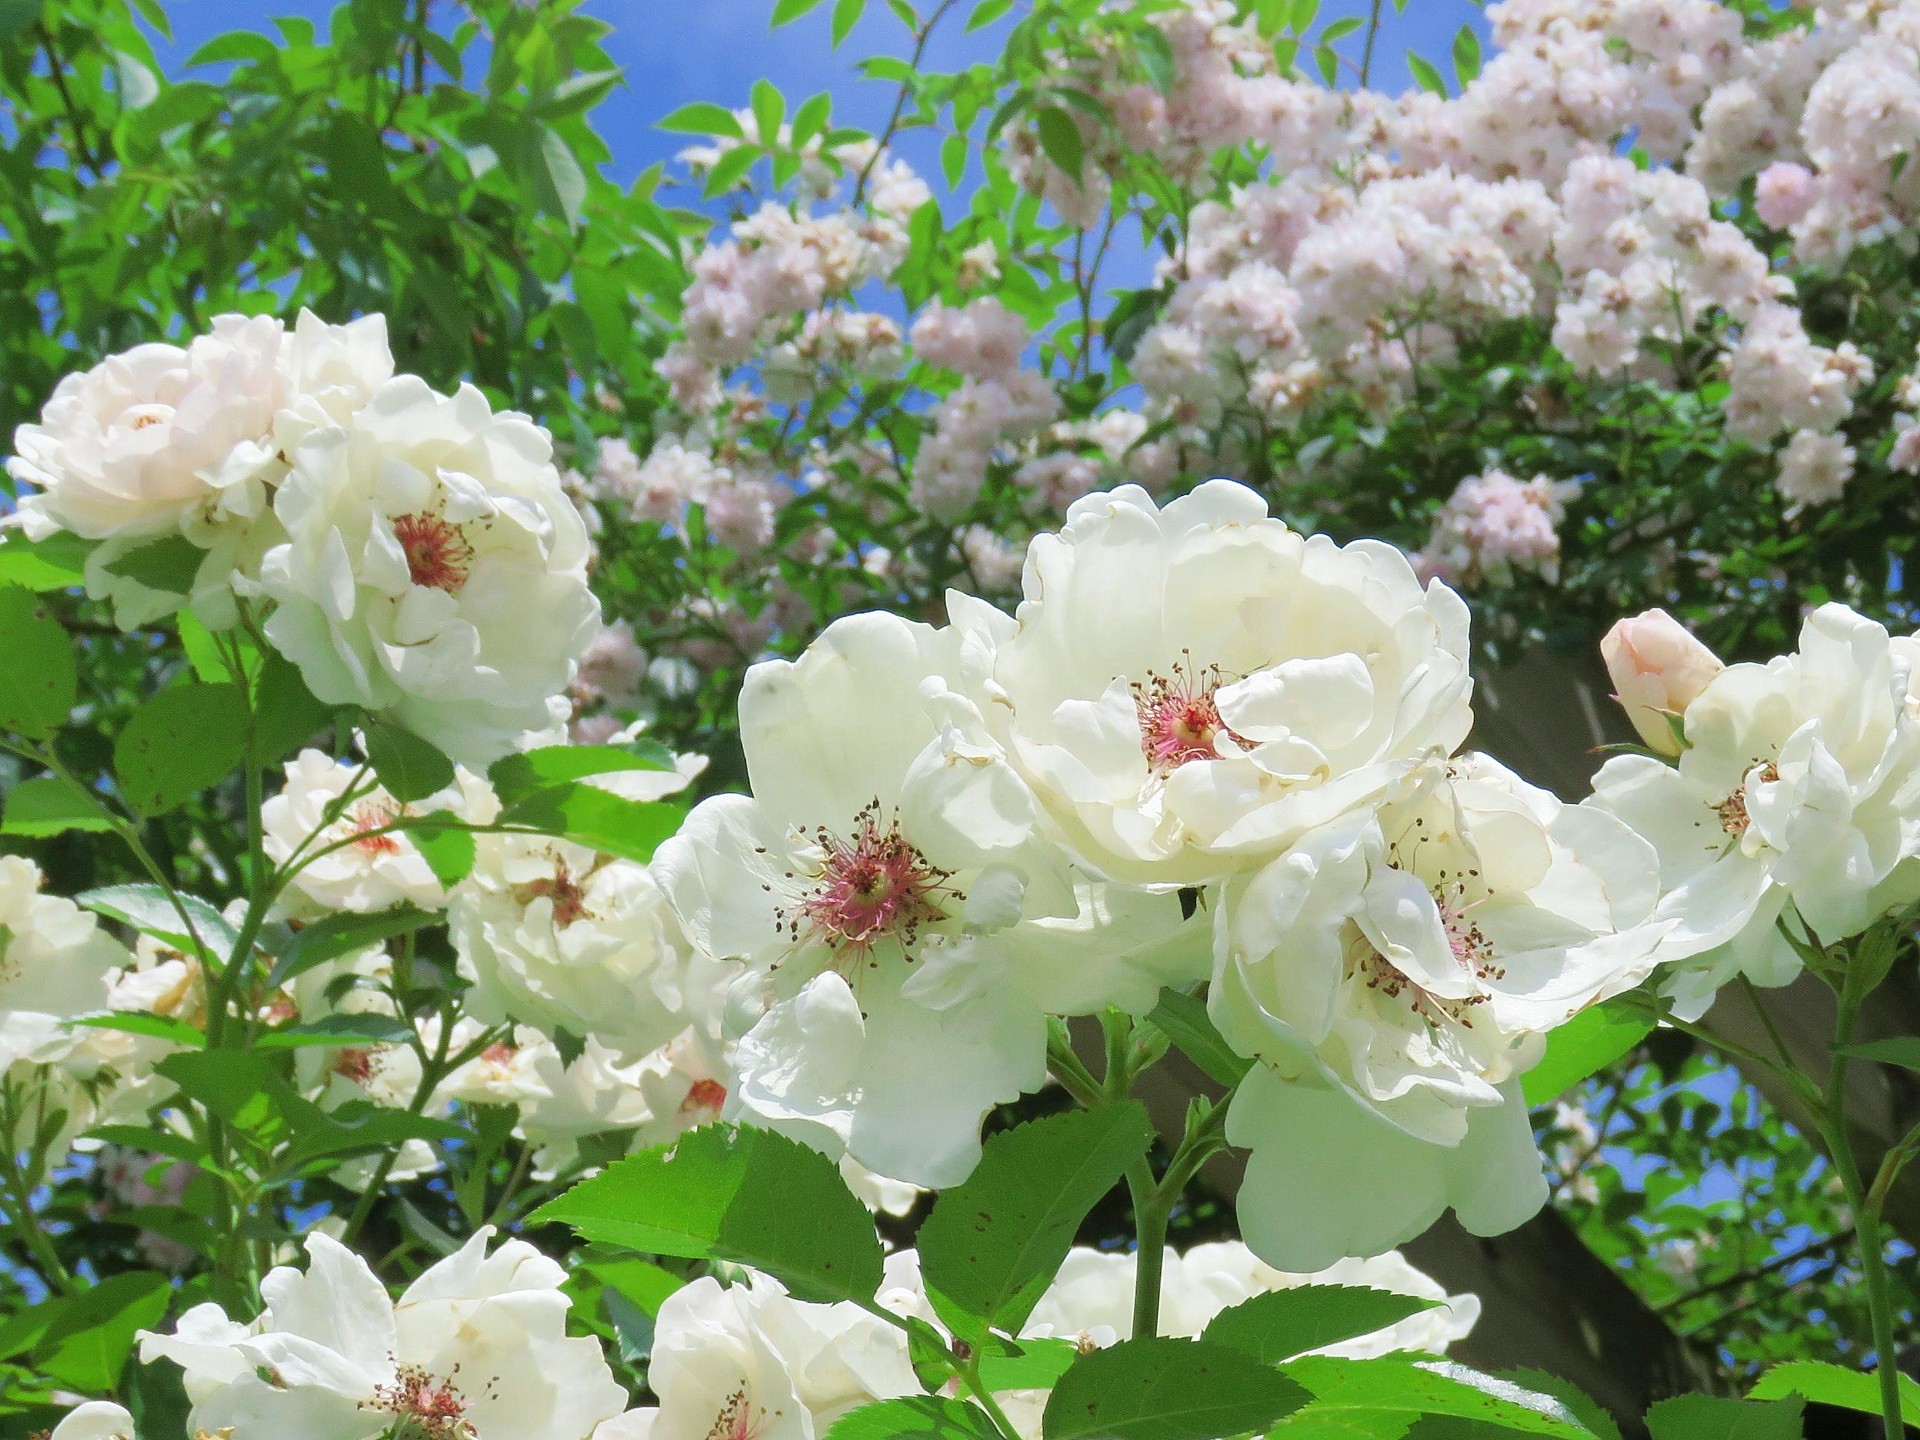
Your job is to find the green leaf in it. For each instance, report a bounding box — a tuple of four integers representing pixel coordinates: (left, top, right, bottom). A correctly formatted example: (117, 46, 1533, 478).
(772, 0, 828, 25)
(919, 1102, 1153, 1343)
(828, 1397, 1007, 1440)
(408, 816, 477, 887)
(79, 883, 236, 962)
(942, 133, 968, 187)
(1407, 51, 1448, 96)
(1289, 0, 1320, 31)
(831, 0, 865, 44)
(1836, 1037, 1920, 1073)
(1498, 1371, 1620, 1440)
(186, 30, 279, 66)
(532, 124, 589, 227)
(1521, 1001, 1650, 1106)
(488, 742, 672, 805)
(115, 681, 248, 815)
(102, 533, 205, 595)
(1204, 1286, 1439, 1365)
(268, 907, 438, 986)
(0, 0, 44, 46)
(0, 777, 113, 837)
(1451, 24, 1481, 85)
(1282, 1358, 1598, 1440)
(252, 653, 335, 764)
(0, 586, 75, 738)
(581, 1254, 687, 1316)
(979, 1337, 1080, 1393)
(33, 1272, 172, 1392)
(256, 1013, 417, 1049)
(364, 721, 455, 803)
(1035, 106, 1084, 181)
(177, 610, 256, 687)
(658, 101, 745, 137)
(502, 783, 683, 864)
(73, 1013, 206, 1048)
(751, 78, 786, 147)
(1748, 1361, 1920, 1429)
(530, 1124, 885, 1305)
(968, 0, 1013, 29)
(0, 534, 89, 591)
(791, 91, 833, 150)
(1043, 1337, 1312, 1440)
(1319, 16, 1363, 42)
(1148, 989, 1251, 1087)
(1646, 1395, 1802, 1440)
(704, 143, 761, 198)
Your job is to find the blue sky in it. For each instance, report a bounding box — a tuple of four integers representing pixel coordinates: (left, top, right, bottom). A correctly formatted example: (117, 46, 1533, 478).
(154, 0, 1488, 185)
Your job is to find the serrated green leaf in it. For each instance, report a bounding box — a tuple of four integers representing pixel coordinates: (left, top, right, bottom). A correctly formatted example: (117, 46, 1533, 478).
(73, 1013, 205, 1048)
(1153, 989, 1251, 1087)
(0, 533, 88, 591)
(920, 1103, 1153, 1343)
(502, 783, 682, 864)
(1748, 1360, 1920, 1428)
(1521, 1001, 1650, 1106)
(979, 1337, 1079, 1393)
(1, 777, 113, 837)
(32, 1272, 171, 1392)
(530, 1124, 885, 1305)
(267, 906, 438, 987)
(1835, 1037, 1920, 1073)
(1204, 1286, 1439, 1365)
(256, 1013, 417, 1049)
(1646, 1394, 1802, 1440)
(531, 124, 588, 226)
(364, 721, 455, 803)
(1044, 1337, 1312, 1440)
(408, 816, 477, 888)
(1282, 1359, 1598, 1440)
(0, 586, 74, 738)
(114, 682, 247, 814)
(252, 652, 335, 764)
(828, 1396, 1007, 1440)
(102, 533, 204, 595)
(79, 883, 236, 962)
(488, 742, 672, 805)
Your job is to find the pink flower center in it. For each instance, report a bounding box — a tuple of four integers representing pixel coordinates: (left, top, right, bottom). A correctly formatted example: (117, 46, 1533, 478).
(789, 801, 955, 954)
(1134, 658, 1242, 772)
(1715, 762, 1778, 838)
(707, 1388, 759, 1440)
(516, 863, 591, 928)
(335, 1048, 376, 1085)
(348, 799, 405, 856)
(373, 1364, 474, 1439)
(481, 1041, 517, 1067)
(393, 510, 475, 594)
(682, 1077, 728, 1116)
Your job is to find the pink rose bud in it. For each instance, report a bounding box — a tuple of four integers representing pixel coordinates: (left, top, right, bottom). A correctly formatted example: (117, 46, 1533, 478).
(1602, 610, 1724, 756)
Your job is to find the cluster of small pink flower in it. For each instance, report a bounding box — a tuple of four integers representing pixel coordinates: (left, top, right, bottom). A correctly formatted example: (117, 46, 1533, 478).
(1416, 469, 1577, 590)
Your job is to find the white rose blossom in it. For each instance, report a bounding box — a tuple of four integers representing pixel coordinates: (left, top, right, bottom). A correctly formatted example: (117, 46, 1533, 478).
(45, 1402, 138, 1440)
(979, 480, 1474, 887)
(1587, 602, 1920, 1018)
(138, 1228, 628, 1440)
(1212, 753, 1672, 1267)
(655, 608, 1207, 1188)
(257, 376, 602, 766)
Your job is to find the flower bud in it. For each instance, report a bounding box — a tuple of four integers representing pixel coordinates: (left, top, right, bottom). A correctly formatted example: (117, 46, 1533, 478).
(1601, 610, 1723, 756)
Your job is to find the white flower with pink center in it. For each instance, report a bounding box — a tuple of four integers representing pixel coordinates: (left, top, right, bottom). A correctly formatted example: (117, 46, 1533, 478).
(256, 376, 602, 767)
(978, 480, 1475, 888)
(655, 608, 1205, 1188)
(1213, 753, 1674, 1268)
(138, 1229, 628, 1440)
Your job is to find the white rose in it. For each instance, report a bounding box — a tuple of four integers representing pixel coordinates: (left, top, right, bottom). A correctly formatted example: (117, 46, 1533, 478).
(980, 480, 1474, 887)
(10, 311, 392, 627)
(1213, 754, 1670, 1145)
(1586, 603, 1920, 1018)
(641, 1272, 918, 1440)
(262, 749, 486, 915)
(138, 1229, 629, 1440)
(257, 376, 601, 766)
(449, 834, 693, 1061)
(656, 609, 1188, 1187)
(46, 1401, 138, 1440)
